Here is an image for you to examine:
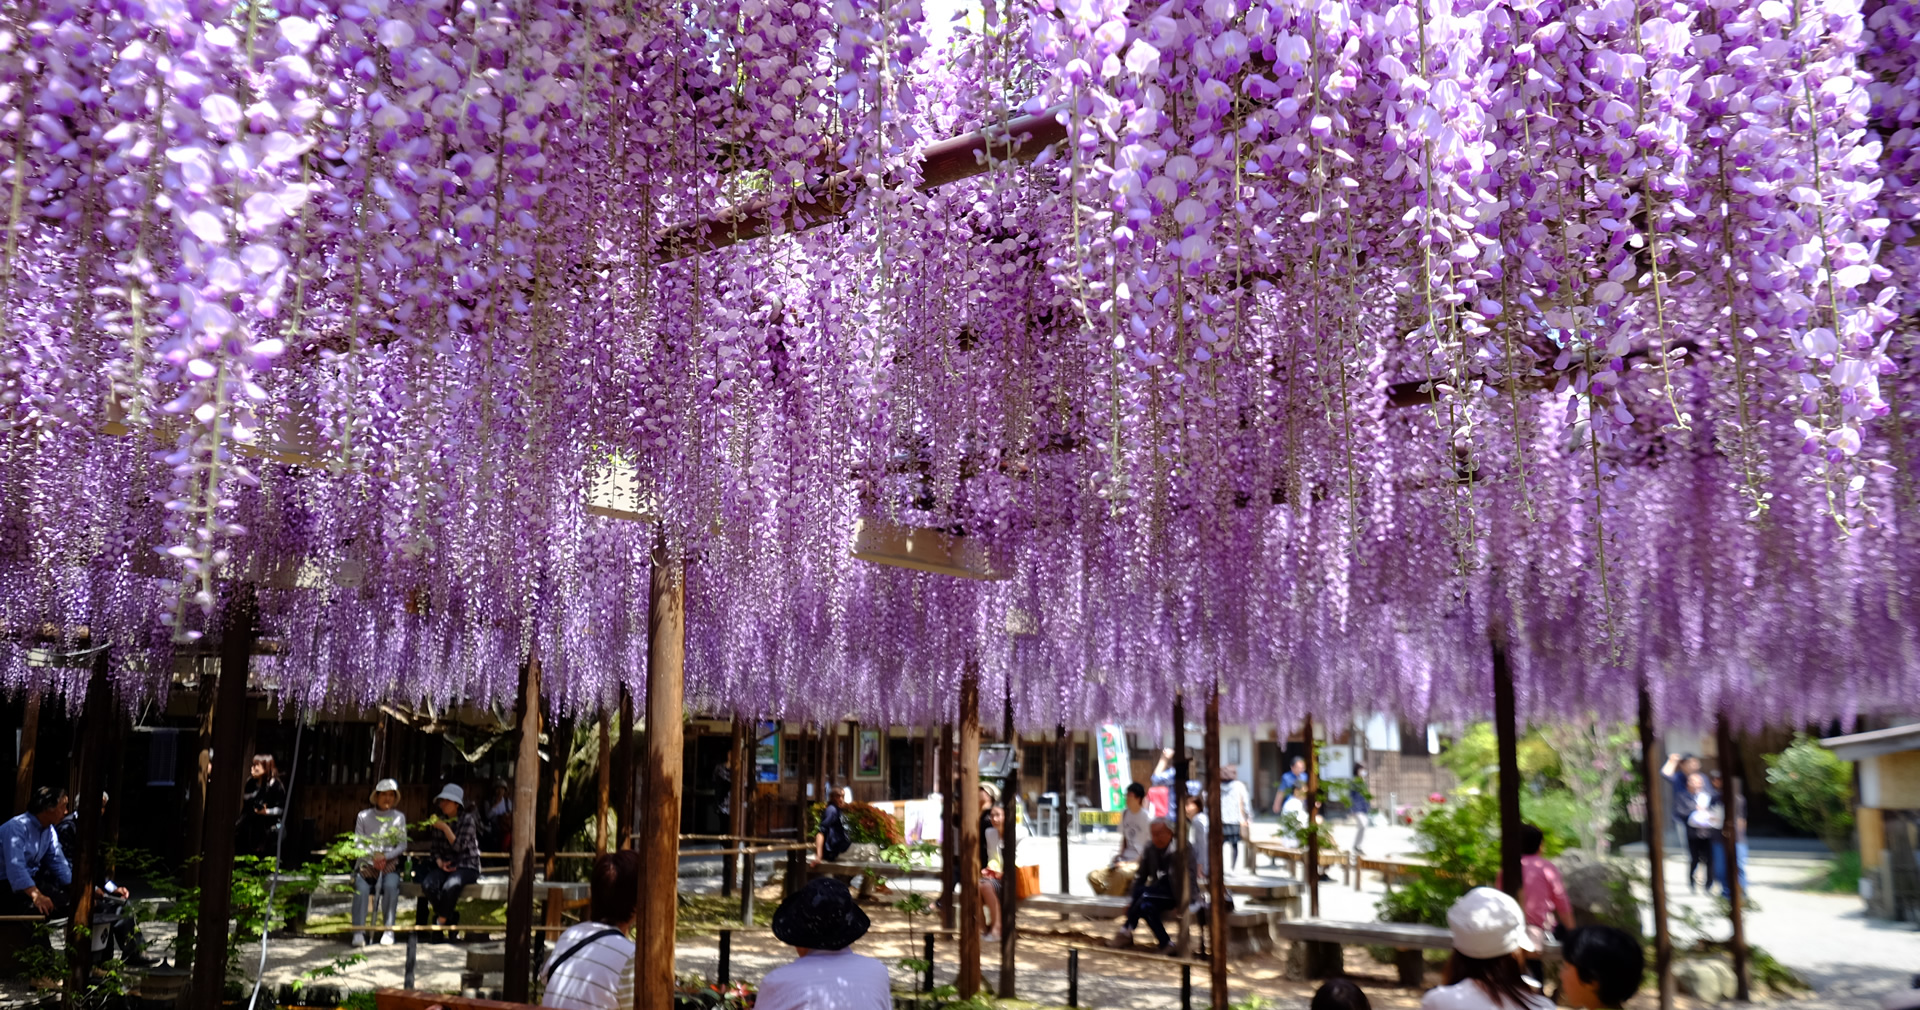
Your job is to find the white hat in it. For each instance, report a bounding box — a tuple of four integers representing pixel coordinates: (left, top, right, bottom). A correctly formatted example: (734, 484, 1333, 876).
(434, 783, 467, 808)
(1447, 887, 1536, 959)
(371, 778, 400, 801)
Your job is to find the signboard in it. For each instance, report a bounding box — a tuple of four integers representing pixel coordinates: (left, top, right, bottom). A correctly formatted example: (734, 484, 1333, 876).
(1095, 723, 1132, 812)
(755, 721, 782, 782)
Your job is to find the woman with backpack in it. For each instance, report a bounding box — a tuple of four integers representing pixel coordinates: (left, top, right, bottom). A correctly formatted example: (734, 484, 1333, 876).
(540, 850, 638, 1010)
(811, 787, 853, 866)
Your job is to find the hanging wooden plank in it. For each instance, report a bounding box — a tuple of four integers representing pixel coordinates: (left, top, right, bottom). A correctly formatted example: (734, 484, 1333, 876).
(634, 547, 686, 1010)
(1055, 725, 1071, 894)
(1173, 692, 1191, 955)
(850, 519, 1009, 581)
(940, 721, 957, 931)
(1637, 684, 1675, 1010)
(1204, 689, 1228, 1009)
(67, 649, 116, 1004)
(725, 718, 747, 898)
(12, 690, 38, 811)
(596, 711, 612, 856)
(191, 585, 257, 1005)
(503, 656, 542, 1003)
(1305, 714, 1321, 918)
(617, 686, 636, 849)
(999, 692, 1019, 997)
(1491, 630, 1523, 901)
(957, 666, 983, 998)
(1716, 715, 1750, 999)
(542, 715, 573, 879)
(651, 107, 1067, 262)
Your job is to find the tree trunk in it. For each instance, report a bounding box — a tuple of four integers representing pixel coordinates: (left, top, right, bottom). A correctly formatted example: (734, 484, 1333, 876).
(1638, 684, 1674, 1010)
(503, 656, 542, 1002)
(1492, 629, 1523, 901)
(192, 585, 257, 1004)
(66, 649, 116, 1009)
(1206, 689, 1229, 1009)
(1716, 714, 1750, 1000)
(634, 546, 686, 1010)
(956, 665, 982, 998)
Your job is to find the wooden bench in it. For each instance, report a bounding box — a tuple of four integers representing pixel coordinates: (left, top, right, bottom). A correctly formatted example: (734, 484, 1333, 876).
(1017, 892, 1290, 956)
(806, 858, 941, 898)
(1220, 873, 1305, 918)
(1351, 855, 1429, 893)
(1249, 841, 1351, 884)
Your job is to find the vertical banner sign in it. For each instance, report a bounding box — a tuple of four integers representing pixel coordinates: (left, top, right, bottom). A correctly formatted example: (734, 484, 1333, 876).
(1096, 724, 1132, 812)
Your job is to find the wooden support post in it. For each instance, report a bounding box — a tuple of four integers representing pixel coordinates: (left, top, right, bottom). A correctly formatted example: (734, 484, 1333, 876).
(1305, 714, 1320, 918)
(504, 656, 542, 1003)
(177, 668, 214, 962)
(1716, 714, 1750, 1000)
(13, 690, 39, 811)
(940, 721, 957, 930)
(634, 546, 686, 1010)
(1638, 684, 1674, 1010)
(543, 715, 572, 881)
(1173, 692, 1191, 955)
(1205, 689, 1228, 1009)
(999, 688, 1018, 998)
(596, 711, 613, 855)
(1491, 629, 1523, 902)
(1056, 724, 1071, 894)
(192, 585, 256, 1004)
(813, 724, 827, 809)
(957, 665, 983, 998)
(616, 685, 636, 849)
(372, 711, 392, 781)
(725, 718, 747, 897)
(66, 649, 115, 1008)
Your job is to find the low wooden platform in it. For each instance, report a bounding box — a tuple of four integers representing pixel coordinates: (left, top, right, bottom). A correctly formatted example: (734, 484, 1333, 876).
(1018, 892, 1294, 957)
(1351, 855, 1429, 893)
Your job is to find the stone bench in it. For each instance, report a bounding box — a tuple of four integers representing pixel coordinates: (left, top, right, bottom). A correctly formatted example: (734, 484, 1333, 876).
(1270, 918, 1559, 985)
(806, 859, 941, 898)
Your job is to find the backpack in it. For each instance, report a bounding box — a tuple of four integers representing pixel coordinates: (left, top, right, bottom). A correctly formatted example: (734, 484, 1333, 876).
(822, 804, 853, 859)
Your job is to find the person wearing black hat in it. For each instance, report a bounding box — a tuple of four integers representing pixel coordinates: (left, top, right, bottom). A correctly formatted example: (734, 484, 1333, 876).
(756, 877, 891, 1010)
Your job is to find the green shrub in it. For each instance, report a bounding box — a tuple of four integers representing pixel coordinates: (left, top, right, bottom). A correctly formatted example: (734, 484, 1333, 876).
(1374, 791, 1574, 926)
(1764, 735, 1854, 852)
(808, 800, 904, 846)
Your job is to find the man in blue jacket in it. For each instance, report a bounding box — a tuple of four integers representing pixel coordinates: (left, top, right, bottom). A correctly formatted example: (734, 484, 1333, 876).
(2, 786, 72, 918)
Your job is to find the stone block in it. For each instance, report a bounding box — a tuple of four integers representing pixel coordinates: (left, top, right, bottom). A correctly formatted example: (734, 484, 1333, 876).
(1675, 957, 1738, 1002)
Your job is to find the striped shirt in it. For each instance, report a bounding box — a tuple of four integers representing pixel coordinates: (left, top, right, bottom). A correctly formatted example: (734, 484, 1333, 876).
(540, 922, 633, 1010)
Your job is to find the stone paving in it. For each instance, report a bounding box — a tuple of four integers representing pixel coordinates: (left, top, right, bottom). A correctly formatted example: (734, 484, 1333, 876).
(3, 817, 1915, 1008)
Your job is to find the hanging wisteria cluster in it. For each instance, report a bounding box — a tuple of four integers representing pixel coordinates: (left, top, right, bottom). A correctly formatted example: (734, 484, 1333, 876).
(1, 0, 1915, 731)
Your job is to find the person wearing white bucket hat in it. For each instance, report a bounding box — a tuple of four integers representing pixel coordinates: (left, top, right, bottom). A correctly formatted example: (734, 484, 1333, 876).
(418, 782, 482, 941)
(1420, 888, 1553, 1010)
(350, 778, 407, 947)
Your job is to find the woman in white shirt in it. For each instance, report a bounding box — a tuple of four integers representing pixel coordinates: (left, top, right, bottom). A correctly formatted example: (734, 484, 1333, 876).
(1419, 888, 1553, 1010)
(543, 851, 638, 1010)
(350, 779, 407, 947)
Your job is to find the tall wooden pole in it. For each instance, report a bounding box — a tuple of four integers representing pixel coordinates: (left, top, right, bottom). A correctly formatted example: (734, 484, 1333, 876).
(1716, 714, 1751, 1000)
(66, 649, 116, 1008)
(957, 664, 983, 998)
(999, 688, 1019, 997)
(634, 546, 686, 1010)
(192, 584, 256, 1004)
(12, 690, 39, 811)
(1637, 683, 1675, 1010)
(725, 717, 747, 897)
(1056, 724, 1071, 894)
(1491, 629, 1523, 901)
(616, 685, 636, 848)
(1205, 689, 1228, 1009)
(596, 710, 613, 855)
(940, 721, 957, 930)
(504, 656, 542, 1003)
(1304, 713, 1320, 917)
(1173, 692, 1191, 954)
